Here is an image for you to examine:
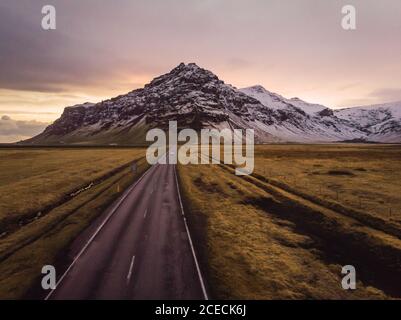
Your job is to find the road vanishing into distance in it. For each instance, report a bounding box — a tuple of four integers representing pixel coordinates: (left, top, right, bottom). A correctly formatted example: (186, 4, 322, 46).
(46, 157, 207, 300)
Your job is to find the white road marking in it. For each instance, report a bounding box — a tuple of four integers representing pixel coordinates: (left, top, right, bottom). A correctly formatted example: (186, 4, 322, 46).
(144, 208, 148, 218)
(44, 163, 158, 300)
(174, 165, 209, 300)
(126, 255, 136, 284)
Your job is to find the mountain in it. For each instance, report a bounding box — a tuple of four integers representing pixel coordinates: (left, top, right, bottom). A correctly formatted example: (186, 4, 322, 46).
(334, 102, 401, 143)
(240, 85, 366, 142)
(25, 63, 279, 145)
(242, 85, 401, 142)
(24, 63, 401, 144)
(240, 85, 328, 116)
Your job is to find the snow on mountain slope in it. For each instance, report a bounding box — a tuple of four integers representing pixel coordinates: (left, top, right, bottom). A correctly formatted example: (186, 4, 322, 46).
(240, 86, 327, 116)
(335, 101, 401, 142)
(23, 64, 401, 144)
(335, 101, 401, 125)
(25, 63, 279, 145)
(240, 86, 292, 111)
(240, 85, 368, 142)
(287, 97, 328, 116)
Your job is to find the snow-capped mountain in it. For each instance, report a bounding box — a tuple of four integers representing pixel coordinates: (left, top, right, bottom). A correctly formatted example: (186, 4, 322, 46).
(240, 85, 370, 142)
(334, 102, 401, 142)
(24, 63, 401, 144)
(25, 63, 280, 144)
(240, 85, 327, 116)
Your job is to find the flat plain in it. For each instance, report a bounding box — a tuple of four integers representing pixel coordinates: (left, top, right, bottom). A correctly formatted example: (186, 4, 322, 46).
(0, 144, 400, 299)
(178, 144, 401, 299)
(252, 144, 401, 223)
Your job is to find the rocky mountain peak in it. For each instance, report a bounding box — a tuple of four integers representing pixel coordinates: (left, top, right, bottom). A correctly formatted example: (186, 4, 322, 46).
(27, 63, 267, 144)
(246, 85, 267, 93)
(146, 62, 221, 90)
(23, 64, 401, 145)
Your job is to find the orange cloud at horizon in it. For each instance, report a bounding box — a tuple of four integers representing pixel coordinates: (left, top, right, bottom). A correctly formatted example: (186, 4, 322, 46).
(1, 0, 400, 123)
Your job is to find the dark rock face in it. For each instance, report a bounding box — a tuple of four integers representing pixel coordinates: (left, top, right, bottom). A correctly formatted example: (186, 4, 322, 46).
(42, 103, 92, 135)
(136, 62, 261, 129)
(36, 63, 267, 141)
(25, 63, 401, 144)
(318, 108, 334, 117)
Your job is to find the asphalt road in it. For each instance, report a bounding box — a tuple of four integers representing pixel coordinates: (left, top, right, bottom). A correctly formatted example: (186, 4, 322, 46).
(46, 161, 207, 300)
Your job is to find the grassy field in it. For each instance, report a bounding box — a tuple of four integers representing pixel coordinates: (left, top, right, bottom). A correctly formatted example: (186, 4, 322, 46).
(0, 147, 147, 298)
(1, 144, 400, 299)
(252, 144, 401, 223)
(0, 148, 146, 233)
(178, 144, 401, 299)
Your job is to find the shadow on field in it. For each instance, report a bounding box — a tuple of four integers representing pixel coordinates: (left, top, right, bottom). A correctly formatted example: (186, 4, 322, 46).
(245, 196, 401, 298)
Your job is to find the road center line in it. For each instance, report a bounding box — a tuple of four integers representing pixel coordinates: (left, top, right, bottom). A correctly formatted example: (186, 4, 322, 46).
(44, 163, 158, 300)
(126, 255, 136, 283)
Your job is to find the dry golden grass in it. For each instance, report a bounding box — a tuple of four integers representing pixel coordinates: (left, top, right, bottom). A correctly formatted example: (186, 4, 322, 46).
(1, 144, 400, 299)
(0, 147, 148, 299)
(0, 147, 145, 231)
(178, 161, 399, 299)
(252, 144, 401, 223)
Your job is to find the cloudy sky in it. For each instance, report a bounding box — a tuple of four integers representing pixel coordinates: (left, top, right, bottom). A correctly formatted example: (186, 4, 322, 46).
(0, 0, 401, 142)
